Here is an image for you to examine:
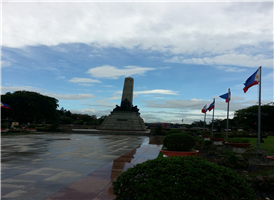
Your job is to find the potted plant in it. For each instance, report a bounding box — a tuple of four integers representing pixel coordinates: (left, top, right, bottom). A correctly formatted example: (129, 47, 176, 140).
(226, 137, 251, 148)
(1, 124, 8, 133)
(201, 135, 210, 141)
(210, 133, 225, 145)
(226, 137, 251, 154)
(26, 124, 37, 132)
(159, 132, 199, 157)
(201, 131, 211, 141)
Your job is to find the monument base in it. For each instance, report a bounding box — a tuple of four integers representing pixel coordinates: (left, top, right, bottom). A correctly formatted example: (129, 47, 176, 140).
(98, 111, 146, 131)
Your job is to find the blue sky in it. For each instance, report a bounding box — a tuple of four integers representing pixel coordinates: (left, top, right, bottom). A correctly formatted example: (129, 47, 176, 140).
(1, 1, 273, 124)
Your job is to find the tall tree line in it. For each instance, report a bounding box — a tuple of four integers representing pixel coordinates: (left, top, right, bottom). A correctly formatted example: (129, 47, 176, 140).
(1, 91, 59, 124)
(1, 90, 107, 125)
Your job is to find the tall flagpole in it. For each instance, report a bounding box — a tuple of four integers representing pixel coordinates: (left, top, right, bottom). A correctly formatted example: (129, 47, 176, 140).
(226, 88, 230, 142)
(257, 66, 262, 154)
(203, 112, 206, 133)
(211, 98, 215, 137)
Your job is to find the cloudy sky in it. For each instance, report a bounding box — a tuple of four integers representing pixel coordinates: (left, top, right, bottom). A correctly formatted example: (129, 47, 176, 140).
(1, 1, 273, 124)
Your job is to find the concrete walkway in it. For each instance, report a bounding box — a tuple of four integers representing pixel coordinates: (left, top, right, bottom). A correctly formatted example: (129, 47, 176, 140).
(1, 133, 163, 200)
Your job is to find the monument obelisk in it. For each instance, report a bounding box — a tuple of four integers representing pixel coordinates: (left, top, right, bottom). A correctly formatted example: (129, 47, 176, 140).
(121, 77, 134, 110)
(98, 77, 146, 131)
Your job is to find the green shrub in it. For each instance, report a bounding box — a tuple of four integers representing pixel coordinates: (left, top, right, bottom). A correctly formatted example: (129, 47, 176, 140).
(34, 124, 45, 127)
(216, 151, 249, 170)
(249, 176, 274, 193)
(113, 157, 256, 200)
(163, 133, 196, 151)
(239, 131, 249, 136)
(27, 124, 36, 128)
(203, 131, 211, 135)
(1, 124, 7, 129)
(50, 123, 59, 129)
(42, 123, 60, 132)
(245, 145, 256, 153)
(166, 128, 182, 136)
(201, 140, 216, 150)
(60, 116, 74, 124)
(154, 126, 163, 135)
(213, 133, 224, 138)
(227, 137, 250, 143)
(203, 140, 213, 146)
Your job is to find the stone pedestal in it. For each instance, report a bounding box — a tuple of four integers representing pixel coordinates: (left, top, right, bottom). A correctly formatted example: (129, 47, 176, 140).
(213, 141, 223, 146)
(99, 111, 146, 131)
(232, 147, 246, 154)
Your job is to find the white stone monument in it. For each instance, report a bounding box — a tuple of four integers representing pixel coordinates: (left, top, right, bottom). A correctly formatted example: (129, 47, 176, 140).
(98, 77, 146, 131)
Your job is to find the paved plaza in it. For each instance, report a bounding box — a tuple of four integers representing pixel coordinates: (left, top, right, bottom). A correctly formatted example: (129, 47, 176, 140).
(1, 133, 163, 200)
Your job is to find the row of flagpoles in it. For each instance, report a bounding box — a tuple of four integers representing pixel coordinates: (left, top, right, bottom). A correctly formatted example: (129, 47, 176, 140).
(201, 66, 262, 154)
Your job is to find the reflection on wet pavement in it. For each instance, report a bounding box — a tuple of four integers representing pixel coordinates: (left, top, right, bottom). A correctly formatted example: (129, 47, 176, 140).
(1, 134, 163, 200)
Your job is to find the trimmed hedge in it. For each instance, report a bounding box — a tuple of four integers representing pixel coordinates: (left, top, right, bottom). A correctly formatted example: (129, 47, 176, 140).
(1, 124, 7, 129)
(213, 133, 224, 138)
(163, 133, 196, 151)
(166, 128, 182, 136)
(113, 156, 256, 200)
(227, 137, 250, 143)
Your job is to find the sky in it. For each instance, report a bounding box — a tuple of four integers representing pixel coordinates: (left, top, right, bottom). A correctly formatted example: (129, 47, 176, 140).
(1, 1, 273, 124)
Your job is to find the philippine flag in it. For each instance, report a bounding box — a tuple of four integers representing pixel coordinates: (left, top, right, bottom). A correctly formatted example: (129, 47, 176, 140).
(219, 90, 231, 103)
(201, 105, 207, 113)
(1, 102, 11, 109)
(243, 68, 260, 93)
(207, 100, 215, 112)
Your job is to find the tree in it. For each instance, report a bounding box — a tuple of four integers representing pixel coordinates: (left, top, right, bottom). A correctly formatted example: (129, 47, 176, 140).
(97, 115, 107, 125)
(1, 90, 59, 124)
(233, 103, 274, 132)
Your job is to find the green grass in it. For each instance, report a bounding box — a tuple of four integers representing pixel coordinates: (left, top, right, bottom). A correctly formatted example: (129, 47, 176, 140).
(248, 166, 274, 178)
(241, 136, 274, 155)
(156, 145, 165, 159)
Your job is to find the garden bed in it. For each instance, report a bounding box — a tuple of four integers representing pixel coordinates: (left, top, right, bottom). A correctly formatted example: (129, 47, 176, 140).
(157, 135, 274, 200)
(197, 147, 274, 200)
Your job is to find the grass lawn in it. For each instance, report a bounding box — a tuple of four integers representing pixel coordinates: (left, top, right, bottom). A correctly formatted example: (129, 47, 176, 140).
(242, 136, 274, 155)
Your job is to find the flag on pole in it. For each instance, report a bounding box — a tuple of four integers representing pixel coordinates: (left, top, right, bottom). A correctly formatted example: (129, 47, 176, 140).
(201, 105, 207, 113)
(243, 68, 260, 93)
(1, 102, 11, 109)
(207, 99, 215, 112)
(219, 90, 231, 103)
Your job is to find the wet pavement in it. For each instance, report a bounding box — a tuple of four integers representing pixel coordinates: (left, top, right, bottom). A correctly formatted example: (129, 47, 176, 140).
(1, 133, 163, 200)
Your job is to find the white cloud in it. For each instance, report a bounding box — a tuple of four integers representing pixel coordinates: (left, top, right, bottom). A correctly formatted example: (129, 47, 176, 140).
(215, 66, 246, 73)
(56, 76, 66, 79)
(166, 54, 273, 68)
(86, 65, 155, 79)
(83, 99, 117, 108)
(108, 95, 122, 100)
(69, 78, 101, 83)
(70, 107, 112, 118)
(2, 2, 272, 57)
(1, 61, 11, 67)
(1, 86, 95, 100)
(1, 86, 36, 94)
(46, 93, 95, 100)
(263, 71, 274, 81)
(78, 83, 93, 86)
(135, 89, 178, 95)
(143, 98, 272, 113)
(107, 90, 123, 100)
(71, 108, 96, 115)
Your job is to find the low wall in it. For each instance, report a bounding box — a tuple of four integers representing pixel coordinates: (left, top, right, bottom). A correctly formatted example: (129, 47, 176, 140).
(58, 124, 100, 132)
